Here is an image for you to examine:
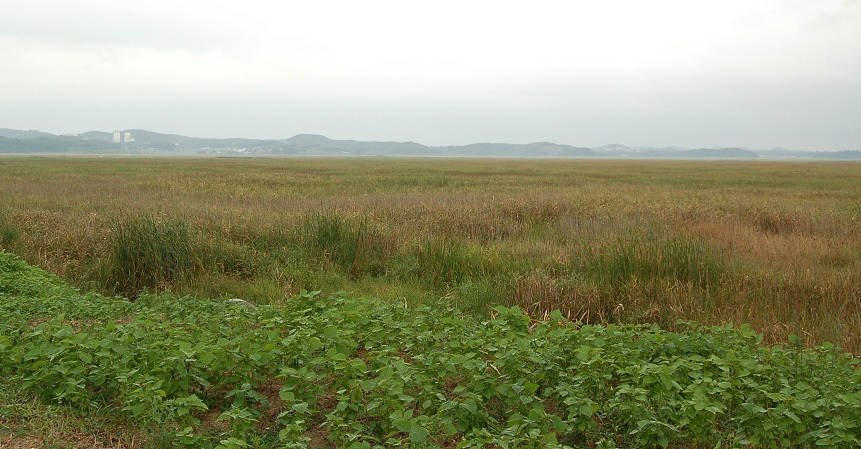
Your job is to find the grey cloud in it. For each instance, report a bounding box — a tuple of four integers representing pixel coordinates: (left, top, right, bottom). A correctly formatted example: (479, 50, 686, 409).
(1, 1, 860, 151)
(0, 2, 251, 53)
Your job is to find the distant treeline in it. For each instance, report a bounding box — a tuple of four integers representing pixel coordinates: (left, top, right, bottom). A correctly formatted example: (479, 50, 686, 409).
(0, 136, 119, 153)
(813, 150, 861, 159)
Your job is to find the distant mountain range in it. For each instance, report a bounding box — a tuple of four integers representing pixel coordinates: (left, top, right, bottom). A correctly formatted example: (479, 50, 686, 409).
(1, 128, 858, 159)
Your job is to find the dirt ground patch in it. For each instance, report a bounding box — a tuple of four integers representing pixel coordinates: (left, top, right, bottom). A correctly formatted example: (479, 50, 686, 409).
(0, 433, 136, 449)
(0, 435, 44, 449)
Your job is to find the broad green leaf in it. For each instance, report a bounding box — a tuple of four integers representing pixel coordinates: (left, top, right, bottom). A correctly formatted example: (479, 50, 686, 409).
(409, 423, 428, 443)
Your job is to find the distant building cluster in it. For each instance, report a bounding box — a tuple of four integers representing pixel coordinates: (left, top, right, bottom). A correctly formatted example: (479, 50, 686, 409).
(112, 130, 133, 143)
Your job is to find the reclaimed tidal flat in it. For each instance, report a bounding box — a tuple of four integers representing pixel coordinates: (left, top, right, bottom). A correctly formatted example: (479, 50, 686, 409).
(2, 157, 861, 447)
(1, 156, 860, 352)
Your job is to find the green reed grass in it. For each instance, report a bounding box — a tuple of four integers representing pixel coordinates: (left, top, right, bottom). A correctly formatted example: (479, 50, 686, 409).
(412, 237, 485, 289)
(297, 212, 392, 278)
(106, 215, 199, 298)
(453, 278, 507, 316)
(584, 235, 725, 291)
(0, 209, 21, 246)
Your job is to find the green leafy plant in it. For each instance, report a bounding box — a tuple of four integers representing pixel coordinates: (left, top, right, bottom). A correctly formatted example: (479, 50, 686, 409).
(2, 252, 860, 448)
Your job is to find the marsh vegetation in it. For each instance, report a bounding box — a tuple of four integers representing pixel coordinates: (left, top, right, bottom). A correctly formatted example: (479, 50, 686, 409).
(1, 156, 859, 351)
(2, 156, 861, 447)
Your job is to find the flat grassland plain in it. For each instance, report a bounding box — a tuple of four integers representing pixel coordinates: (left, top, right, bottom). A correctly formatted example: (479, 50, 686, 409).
(2, 156, 861, 448)
(1, 156, 859, 351)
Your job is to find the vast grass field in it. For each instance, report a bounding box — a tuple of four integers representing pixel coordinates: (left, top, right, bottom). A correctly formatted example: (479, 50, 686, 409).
(1, 156, 860, 352)
(2, 156, 861, 447)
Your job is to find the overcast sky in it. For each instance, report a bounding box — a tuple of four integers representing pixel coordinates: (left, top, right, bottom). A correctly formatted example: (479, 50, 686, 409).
(2, 1, 860, 150)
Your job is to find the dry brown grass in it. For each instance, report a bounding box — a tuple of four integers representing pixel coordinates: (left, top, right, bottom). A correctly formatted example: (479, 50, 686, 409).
(1, 156, 859, 351)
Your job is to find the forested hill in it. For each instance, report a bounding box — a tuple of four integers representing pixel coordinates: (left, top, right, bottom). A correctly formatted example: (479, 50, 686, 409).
(1, 128, 859, 159)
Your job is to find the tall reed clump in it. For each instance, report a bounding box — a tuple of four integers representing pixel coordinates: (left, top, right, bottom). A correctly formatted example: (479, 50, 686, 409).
(584, 235, 725, 292)
(412, 237, 483, 289)
(0, 209, 21, 247)
(106, 215, 199, 299)
(297, 212, 392, 278)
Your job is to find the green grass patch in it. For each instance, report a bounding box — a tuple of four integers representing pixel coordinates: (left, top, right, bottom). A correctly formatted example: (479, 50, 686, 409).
(296, 212, 393, 279)
(105, 214, 200, 298)
(411, 237, 485, 289)
(584, 235, 725, 291)
(0, 209, 20, 247)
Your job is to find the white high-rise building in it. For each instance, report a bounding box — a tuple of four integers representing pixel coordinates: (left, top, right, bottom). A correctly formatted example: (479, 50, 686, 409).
(124, 132, 131, 143)
(113, 131, 121, 143)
